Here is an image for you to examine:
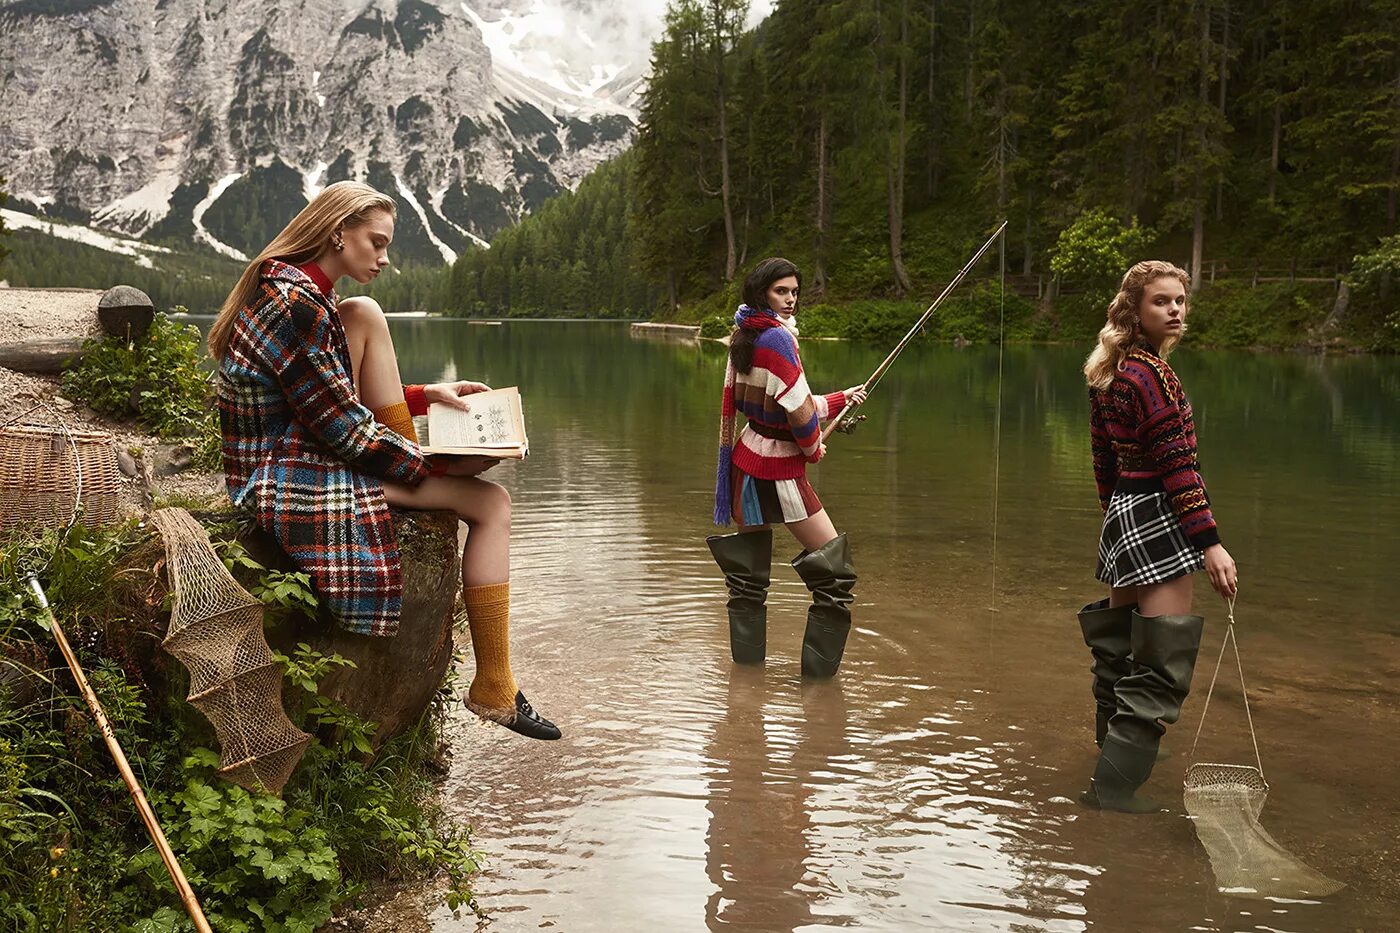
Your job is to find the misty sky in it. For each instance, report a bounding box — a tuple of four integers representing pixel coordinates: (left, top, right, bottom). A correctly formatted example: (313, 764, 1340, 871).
(473, 0, 777, 94)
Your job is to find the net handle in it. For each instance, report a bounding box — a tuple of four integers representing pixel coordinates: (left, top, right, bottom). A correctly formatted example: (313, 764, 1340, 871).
(1188, 595, 1264, 778)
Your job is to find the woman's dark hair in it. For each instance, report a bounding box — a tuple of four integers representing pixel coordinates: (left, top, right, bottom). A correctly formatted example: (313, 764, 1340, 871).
(730, 257, 802, 373)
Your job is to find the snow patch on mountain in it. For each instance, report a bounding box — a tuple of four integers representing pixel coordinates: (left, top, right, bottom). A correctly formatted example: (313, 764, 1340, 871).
(92, 172, 182, 237)
(193, 174, 250, 263)
(395, 176, 458, 264)
(2, 208, 173, 268)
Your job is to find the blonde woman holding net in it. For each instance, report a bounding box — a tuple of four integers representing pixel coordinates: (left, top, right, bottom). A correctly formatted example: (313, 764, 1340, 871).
(1078, 260, 1237, 812)
(209, 180, 559, 740)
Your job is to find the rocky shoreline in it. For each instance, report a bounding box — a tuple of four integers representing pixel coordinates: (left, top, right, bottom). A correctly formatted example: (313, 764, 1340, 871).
(0, 286, 225, 512)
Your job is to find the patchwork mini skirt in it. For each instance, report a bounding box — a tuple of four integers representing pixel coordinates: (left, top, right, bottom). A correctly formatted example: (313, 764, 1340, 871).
(728, 465, 823, 527)
(1095, 489, 1204, 587)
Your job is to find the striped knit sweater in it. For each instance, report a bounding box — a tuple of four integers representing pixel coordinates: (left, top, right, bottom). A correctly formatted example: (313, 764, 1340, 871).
(1089, 346, 1220, 548)
(729, 325, 846, 480)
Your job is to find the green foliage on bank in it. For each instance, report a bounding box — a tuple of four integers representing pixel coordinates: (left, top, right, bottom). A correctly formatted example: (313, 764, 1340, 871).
(0, 521, 480, 930)
(63, 313, 211, 438)
(60, 311, 225, 470)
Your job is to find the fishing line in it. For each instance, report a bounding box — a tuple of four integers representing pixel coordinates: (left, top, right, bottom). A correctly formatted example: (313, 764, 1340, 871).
(990, 233, 1006, 607)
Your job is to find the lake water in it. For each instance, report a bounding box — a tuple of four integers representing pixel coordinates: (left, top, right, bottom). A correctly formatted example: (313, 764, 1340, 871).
(383, 320, 1400, 932)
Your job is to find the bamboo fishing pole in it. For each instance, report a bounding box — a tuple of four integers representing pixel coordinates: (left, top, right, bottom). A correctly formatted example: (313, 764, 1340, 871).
(821, 220, 1009, 443)
(24, 575, 213, 933)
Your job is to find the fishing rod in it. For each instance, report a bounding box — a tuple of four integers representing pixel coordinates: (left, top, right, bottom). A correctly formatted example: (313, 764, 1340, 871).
(821, 220, 1009, 442)
(24, 576, 213, 932)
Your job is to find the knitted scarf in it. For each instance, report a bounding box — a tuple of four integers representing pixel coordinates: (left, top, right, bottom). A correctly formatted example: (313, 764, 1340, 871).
(714, 305, 785, 524)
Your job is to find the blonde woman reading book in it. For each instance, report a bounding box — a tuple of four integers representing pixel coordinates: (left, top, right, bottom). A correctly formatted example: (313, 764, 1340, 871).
(209, 180, 560, 740)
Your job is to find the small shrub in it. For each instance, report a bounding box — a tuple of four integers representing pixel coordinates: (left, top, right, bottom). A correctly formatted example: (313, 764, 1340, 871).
(1050, 210, 1153, 314)
(698, 315, 732, 339)
(132, 749, 341, 933)
(63, 310, 211, 437)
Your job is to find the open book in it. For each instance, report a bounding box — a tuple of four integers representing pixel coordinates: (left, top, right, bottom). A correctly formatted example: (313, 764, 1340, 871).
(420, 386, 529, 459)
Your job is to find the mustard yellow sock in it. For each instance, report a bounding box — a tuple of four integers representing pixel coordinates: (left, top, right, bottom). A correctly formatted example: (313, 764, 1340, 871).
(373, 400, 418, 442)
(463, 582, 518, 720)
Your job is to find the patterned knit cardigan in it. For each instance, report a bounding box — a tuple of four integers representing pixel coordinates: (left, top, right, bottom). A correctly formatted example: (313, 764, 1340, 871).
(217, 260, 431, 636)
(1089, 345, 1220, 548)
(728, 325, 847, 481)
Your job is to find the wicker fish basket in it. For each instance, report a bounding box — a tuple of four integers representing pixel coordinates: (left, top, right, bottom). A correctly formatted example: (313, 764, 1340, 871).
(0, 412, 123, 535)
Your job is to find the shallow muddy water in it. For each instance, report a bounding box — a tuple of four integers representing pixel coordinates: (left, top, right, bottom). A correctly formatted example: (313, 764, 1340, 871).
(385, 320, 1399, 932)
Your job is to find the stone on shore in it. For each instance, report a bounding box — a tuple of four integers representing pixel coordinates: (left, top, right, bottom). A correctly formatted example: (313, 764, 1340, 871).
(97, 285, 156, 340)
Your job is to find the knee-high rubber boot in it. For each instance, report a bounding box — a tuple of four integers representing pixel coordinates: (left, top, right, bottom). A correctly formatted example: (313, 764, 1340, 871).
(792, 534, 856, 678)
(1077, 599, 1135, 746)
(707, 530, 772, 664)
(1083, 611, 1204, 813)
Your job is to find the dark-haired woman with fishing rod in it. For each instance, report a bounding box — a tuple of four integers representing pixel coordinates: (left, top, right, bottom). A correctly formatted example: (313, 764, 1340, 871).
(707, 257, 868, 677)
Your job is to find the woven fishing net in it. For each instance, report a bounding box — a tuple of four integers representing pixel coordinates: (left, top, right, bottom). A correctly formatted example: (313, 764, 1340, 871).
(1184, 763, 1344, 899)
(1184, 607, 1344, 900)
(150, 508, 309, 794)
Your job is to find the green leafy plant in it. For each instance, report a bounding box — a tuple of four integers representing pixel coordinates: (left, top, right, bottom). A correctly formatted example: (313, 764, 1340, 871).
(62, 311, 211, 438)
(1049, 210, 1153, 291)
(251, 571, 319, 619)
(131, 749, 341, 933)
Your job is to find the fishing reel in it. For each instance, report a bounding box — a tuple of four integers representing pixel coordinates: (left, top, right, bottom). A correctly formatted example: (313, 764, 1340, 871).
(834, 410, 868, 435)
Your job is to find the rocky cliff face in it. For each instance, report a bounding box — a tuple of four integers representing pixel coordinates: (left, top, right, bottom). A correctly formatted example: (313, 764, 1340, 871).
(0, 0, 639, 264)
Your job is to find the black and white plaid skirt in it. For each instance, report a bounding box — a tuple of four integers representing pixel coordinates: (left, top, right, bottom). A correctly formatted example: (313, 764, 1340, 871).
(1095, 490, 1204, 587)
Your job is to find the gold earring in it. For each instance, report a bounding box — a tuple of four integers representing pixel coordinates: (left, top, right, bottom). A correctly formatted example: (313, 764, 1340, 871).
(333, 238, 344, 252)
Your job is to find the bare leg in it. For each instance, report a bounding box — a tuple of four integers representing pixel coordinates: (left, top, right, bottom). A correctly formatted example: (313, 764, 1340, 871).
(1109, 584, 1138, 609)
(1135, 574, 1193, 617)
(384, 476, 510, 586)
(785, 509, 839, 552)
(339, 296, 406, 409)
(345, 305, 553, 737)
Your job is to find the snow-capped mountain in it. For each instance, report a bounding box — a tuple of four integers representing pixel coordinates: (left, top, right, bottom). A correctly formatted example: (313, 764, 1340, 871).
(0, 0, 644, 265)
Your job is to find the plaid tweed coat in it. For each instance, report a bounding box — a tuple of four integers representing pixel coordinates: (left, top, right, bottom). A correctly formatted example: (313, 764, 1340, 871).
(217, 260, 430, 636)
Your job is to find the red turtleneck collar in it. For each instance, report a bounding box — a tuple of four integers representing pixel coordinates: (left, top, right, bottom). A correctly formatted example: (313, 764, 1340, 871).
(297, 261, 335, 298)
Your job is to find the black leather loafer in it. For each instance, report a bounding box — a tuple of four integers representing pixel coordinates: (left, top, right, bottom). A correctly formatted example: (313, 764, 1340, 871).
(506, 690, 561, 741)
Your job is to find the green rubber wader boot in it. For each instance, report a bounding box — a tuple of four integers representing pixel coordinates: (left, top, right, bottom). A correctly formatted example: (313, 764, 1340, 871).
(1084, 611, 1205, 812)
(1077, 599, 1135, 747)
(1080, 735, 1164, 813)
(707, 530, 773, 664)
(792, 534, 856, 679)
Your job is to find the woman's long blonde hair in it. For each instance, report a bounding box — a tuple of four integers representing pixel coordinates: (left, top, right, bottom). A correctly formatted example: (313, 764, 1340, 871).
(207, 181, 396, 359)
(1082, 260, 1191, 390)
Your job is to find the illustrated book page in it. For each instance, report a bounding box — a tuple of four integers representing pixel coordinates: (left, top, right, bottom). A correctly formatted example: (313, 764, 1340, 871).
(422, 386, 529, 459)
